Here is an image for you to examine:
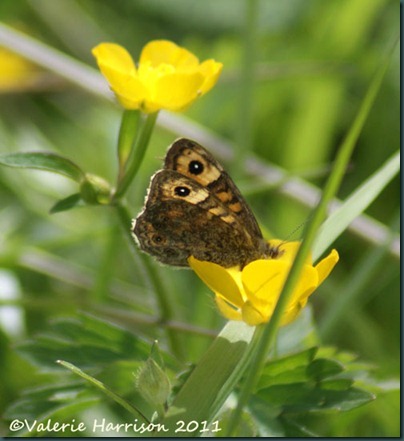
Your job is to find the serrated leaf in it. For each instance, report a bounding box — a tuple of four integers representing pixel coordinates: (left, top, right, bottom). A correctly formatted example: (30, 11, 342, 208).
(15, 314, 157, 370)
(257, 348, 317, 390)
(4, 382, 87, 420)
(264, 348, 318, 377)
(10, 313, 179, 424)
(317, 346, 356, 362)
(320, 378, 353, 391)
(306, 358, 344, 382)
(258, 382, 314, 410)
(259, 366, 309, 388)
(319, 387, 375, 412)
(0, 152, 85, 182)
(6, 313, 178, 427)
(317, 347, 376, 382)
(257, 382, 375, 413)
(4, 382, 100, 436)
(49, 193, 82, 213)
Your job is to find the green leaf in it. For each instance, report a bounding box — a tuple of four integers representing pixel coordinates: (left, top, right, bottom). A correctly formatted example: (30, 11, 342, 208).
(257, 348, 318, 389)
(264, 347, 318, 377)
(4, 382, 89, 420)
(0, 152, 85, 182)
(4, 382, 100, 436)
(257, 383, 374, 413)
(306, 358, 344, 382)
(254, 347, 375, 418)
(163, 320, 255, 436)
(49, 193, 82, 213)
(313, 150, 400, 261)
(15, 313, 160, 370)
(320, 378, 354, 391)
(7, 314, 181, 427)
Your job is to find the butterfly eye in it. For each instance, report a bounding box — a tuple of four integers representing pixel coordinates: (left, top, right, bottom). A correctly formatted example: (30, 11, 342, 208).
(188, 160, 204, 175)
(174, 186, 191, 197)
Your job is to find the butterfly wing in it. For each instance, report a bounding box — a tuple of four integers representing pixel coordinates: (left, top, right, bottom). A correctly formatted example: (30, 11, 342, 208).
(164, 138, 264, 242)
(133, 170, 264, 267)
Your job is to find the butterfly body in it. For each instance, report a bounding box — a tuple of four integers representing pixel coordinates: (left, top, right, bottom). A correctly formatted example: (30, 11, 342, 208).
(132, 138, 279, 268)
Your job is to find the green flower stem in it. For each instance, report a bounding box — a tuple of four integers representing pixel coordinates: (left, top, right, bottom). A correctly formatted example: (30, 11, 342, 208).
(117, 109, 140, 178)
(57, 360, 150, 424)
(114, 201, 185, 361)
(225, 41, 394, 437)
(115, 111, 158, 199)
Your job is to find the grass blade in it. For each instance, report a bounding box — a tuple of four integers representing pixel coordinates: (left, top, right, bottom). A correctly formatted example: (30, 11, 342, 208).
(312, 150, 400, 261)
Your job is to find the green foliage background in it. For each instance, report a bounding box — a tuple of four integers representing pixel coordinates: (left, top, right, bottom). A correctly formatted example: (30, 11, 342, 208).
(0, 0, 399, 437)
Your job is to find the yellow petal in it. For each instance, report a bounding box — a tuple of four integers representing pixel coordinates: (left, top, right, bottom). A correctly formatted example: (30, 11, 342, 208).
(153, 72, 205, 111)
(198, 60, 223, 94)
(315, 249, 339, 285)
(110, 76, 148, 110)
(242, 301, 267, 326)
(287, 266, 318, 305)
(242, 258, 318, 324)
(188, 257, 244, 307)
(215, 296, 243, 321)
(92, 43, 136, 75)
(138, 61, 175, 85)
(92, 43, 145, 110)
(241, 260, 289, 324)
(140, 40, 199, 68)
(242, 259, 288, 302)
(280, 301, 306, 326)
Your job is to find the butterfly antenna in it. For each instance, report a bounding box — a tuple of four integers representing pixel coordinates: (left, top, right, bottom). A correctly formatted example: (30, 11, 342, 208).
(273, 217, 311, 253)
(285, 218, 310, 242)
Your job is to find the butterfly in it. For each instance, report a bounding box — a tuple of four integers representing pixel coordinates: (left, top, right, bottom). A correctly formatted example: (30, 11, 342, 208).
(132, 138, 279, 268)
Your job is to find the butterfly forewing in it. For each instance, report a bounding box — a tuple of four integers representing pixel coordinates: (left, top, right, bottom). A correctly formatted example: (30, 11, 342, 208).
(165, 138, 264, 241)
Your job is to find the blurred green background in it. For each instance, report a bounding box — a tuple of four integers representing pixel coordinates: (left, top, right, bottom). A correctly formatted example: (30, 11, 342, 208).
(0, 0, 399, 437)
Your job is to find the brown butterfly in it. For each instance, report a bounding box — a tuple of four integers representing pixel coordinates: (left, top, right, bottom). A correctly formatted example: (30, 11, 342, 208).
(132, 138, 279, 268)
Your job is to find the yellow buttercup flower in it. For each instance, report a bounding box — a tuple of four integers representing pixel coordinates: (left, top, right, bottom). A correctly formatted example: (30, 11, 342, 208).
(92, 40, 223, 113)
(189, 240, 339, 326)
